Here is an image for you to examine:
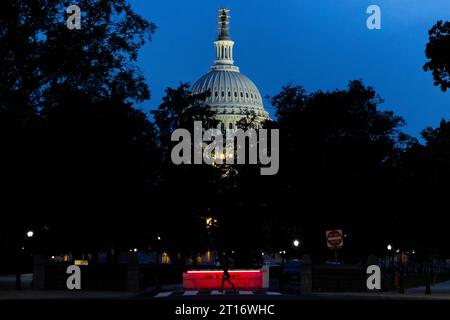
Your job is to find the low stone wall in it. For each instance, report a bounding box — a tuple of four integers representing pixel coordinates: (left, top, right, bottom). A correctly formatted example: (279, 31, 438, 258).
(32, 254, 186, 291)
(312, 264, 366, 292)
(297, 255, 367, 293)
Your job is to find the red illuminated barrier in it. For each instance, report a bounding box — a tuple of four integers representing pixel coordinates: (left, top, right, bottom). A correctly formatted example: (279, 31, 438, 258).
(183, 270, 263, 289)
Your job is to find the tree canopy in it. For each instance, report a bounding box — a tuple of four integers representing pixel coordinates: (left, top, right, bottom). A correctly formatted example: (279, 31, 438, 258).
(424, 20, 450, 91)
(2, 2, 450, 266)
(0, 0, 157, 255)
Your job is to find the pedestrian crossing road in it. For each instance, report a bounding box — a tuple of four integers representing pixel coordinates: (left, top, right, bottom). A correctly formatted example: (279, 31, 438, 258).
(149, 290, 283, 299)
(137, 289, 380, 300)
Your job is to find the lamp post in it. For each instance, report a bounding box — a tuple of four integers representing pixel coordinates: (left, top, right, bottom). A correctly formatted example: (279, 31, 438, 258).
(396, 248, 404, 294)
(155, 234, 162, 290)
(292, 239, 300, 260)
(387, 244, 393, 270)
(17, 230, 35, 290)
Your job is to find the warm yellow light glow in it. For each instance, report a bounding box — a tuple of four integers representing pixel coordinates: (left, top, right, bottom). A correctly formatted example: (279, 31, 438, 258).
(205, 217, 218, 229)
(162, 252, 171, 264)
(74, 260, 89, 266)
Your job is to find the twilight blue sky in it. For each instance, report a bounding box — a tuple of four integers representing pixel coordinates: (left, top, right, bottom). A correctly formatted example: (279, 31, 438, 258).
(130, 0, 450, 137)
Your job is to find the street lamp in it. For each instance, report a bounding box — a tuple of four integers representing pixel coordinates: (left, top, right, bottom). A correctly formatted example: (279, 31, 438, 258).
(18, 230, 35, 290)
(386, 244, 393, 270)
(293, 240, 300, 248)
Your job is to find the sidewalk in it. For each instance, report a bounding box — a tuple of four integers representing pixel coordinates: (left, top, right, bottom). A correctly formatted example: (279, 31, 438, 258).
(407, 279, 450, 295)
(0, 290, 139, 300)
(0, 274, 138, 300)
(311, 280, 450, 300)
(3, 274, 450, 300)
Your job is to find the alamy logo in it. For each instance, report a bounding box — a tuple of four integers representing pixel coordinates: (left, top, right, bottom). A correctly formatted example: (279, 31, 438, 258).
(366, 265, 381, 290)
(66, 265, 81, 290)
(171, 121, 279, 175)
(366, 5, 381, 30)
(66, 5, 81, 30)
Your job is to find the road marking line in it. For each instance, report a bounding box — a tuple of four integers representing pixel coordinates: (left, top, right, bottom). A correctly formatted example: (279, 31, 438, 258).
(211, 290, 224, 295)
(239, 290, 254, 295)
(267, 291, 281, 295)
(154, 292, 172, 298)
(183, 290, 199, 296)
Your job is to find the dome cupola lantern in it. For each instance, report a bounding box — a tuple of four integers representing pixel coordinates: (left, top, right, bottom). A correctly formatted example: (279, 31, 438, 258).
(212, 8, 238, 72)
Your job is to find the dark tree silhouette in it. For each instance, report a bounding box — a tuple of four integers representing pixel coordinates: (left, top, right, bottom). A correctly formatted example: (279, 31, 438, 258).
(0, 0, 157, 259)
(151, 83, 221, 264)
(398, 119, 450, 256)
(424, 20, 450, 91)
(269, 80, 407, 259)
(152, 83, 218, 157)
(3, 1, 450, 273)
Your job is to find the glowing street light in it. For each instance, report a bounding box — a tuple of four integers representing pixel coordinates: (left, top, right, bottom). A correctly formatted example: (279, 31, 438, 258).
(26, 230, 34, 238)
(387, 244, 392, 251)
(293, 240, 300, 248)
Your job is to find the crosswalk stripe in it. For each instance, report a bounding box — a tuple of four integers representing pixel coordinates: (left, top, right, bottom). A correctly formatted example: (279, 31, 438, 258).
(154, 292, 172, 298)
(153, 290, 283, 298)
(238, 290, 254, 295)
(211, 290, 224, 295)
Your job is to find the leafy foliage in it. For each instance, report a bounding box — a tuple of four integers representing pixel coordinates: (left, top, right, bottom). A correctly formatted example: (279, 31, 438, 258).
(0, 0, 157, 255)
(424, 20, 450, 91)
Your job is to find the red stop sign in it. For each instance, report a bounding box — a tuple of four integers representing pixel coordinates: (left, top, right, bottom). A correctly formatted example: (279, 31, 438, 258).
(326, 230, 343, 248)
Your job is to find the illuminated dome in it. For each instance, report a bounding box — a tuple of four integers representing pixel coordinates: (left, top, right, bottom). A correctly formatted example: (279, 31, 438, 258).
(191, 8, 269, 129)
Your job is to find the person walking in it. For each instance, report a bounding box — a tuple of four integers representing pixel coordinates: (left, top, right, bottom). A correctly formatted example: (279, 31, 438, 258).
(221, 257, 237, 293)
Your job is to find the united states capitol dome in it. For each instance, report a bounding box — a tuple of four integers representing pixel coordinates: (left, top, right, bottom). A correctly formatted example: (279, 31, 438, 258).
(191, 8, 269, 129)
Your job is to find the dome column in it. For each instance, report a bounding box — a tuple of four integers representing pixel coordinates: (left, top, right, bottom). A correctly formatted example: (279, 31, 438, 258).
(214, 40, 235, 66)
